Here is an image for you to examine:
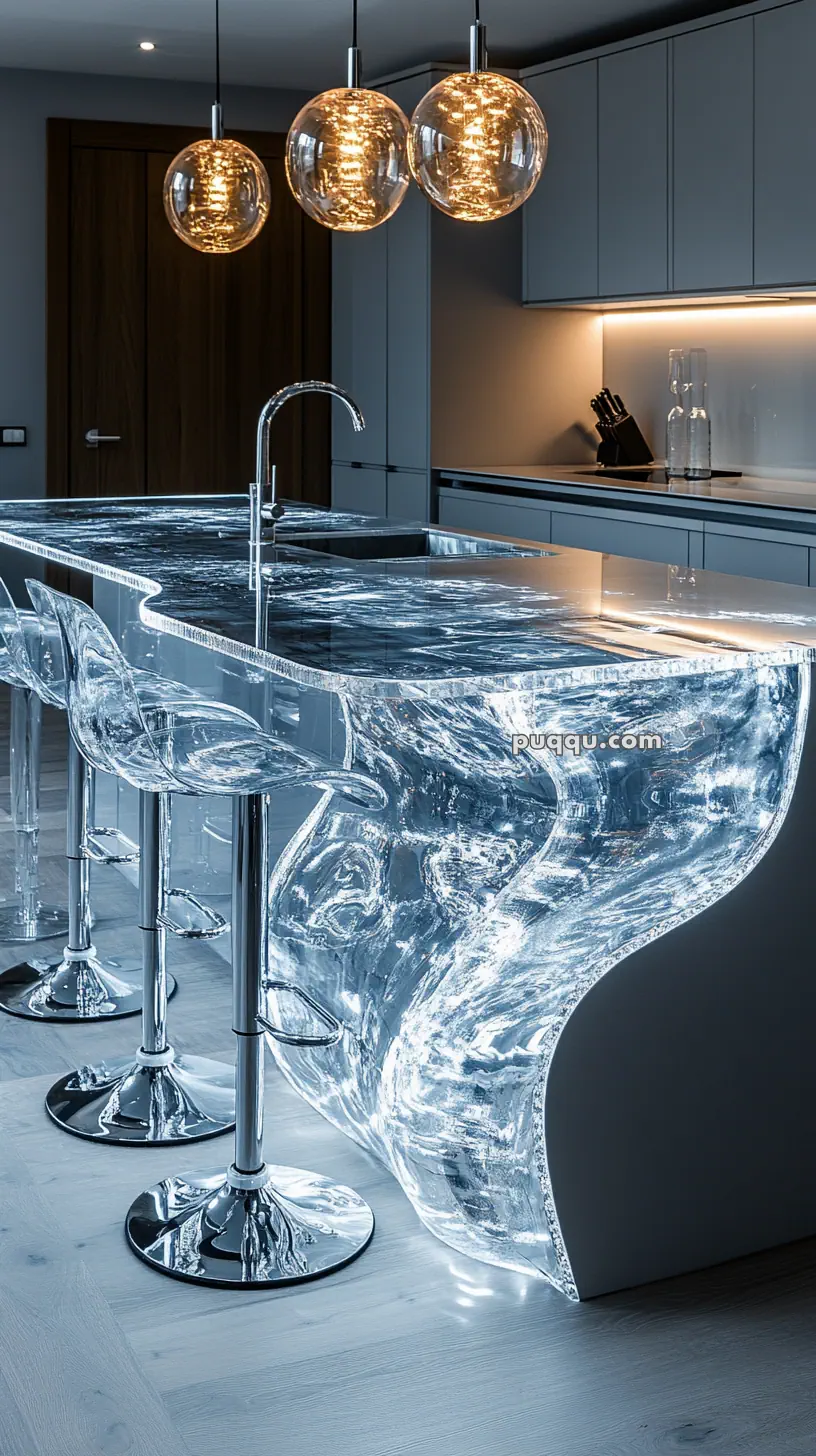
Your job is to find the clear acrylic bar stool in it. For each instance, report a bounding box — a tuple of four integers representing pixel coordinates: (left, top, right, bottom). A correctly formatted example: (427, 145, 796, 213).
(29, 581, 232, 1143)
(0, 578, 69, 946)
(0, 574, 144, 1020)
(39, 583, 386, 1286)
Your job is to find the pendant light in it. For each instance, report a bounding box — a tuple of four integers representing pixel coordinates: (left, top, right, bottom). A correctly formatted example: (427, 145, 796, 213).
(409, 1, 548, 223)
(163, 0, 271, 253)
(286, 0, 410, 232)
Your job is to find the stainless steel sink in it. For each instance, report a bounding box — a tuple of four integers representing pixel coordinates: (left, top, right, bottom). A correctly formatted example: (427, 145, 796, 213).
(279, 529, 549, 561)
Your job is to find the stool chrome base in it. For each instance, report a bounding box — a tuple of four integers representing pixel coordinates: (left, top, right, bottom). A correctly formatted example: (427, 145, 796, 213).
(0, 902, 70, 945)
(125, 1162, 375, 1288)
(44, 1039, 238, 1146)
(0, 950, 142, 1022)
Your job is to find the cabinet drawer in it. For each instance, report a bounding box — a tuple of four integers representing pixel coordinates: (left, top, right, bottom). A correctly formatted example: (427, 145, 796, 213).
(703, 532, 809, 586)
(438, 492, 552, 544)
(331, 465, 387, 518)
(550, 511, 689, 565)
(387, 471, 429, 523)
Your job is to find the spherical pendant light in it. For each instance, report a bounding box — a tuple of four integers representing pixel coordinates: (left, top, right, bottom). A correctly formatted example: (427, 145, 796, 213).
(286, 2, 410, 232)
(409, 8, 548, 224)
(164, 115, 271, 254)
(163, 3, 270, 254)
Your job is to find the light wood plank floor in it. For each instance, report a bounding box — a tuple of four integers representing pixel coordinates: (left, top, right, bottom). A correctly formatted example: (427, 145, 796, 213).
(1, 692, 816, 1455)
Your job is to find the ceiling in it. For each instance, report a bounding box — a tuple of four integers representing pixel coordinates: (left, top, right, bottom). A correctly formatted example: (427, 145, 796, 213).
(0, 0, 746, 91)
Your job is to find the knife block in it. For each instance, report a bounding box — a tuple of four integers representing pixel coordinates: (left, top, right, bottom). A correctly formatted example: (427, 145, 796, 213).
(596, 414, 653, 467)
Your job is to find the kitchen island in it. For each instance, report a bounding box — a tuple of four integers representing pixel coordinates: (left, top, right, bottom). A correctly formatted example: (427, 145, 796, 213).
(2, 494, 816, 1299)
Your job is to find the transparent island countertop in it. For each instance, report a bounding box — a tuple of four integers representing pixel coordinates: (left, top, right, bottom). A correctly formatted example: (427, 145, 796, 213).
(0, 494, 814, 698)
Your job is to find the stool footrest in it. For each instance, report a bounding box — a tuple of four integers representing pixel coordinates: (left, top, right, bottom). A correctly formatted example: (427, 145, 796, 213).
(259, 981, 343, 1048)
(158, 887, 229, 940)
(83, 826, 140, 866)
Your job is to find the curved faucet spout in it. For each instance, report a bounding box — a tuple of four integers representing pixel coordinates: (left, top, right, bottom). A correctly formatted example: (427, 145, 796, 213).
(254, 380, 365, 524)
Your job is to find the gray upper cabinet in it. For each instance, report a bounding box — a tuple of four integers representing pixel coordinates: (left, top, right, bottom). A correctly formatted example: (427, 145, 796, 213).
(522, 0, 814, 305)
(331, 228, 388, 465)
(523, 62, 598, 303)
(755, 0, 816, 287)
(598, 42, 668, 297)
(672, 19, 754, 293)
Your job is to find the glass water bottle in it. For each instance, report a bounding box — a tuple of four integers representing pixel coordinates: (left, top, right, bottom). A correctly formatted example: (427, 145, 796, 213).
(666, 349, 687, 479)
(686, 347, 711, 481)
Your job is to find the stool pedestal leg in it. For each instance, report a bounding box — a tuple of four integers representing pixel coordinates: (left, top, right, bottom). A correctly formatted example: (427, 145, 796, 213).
(125, 791, 375, 1288)
(0, 739, 142, 1020)
(44, 791, 235, 1144)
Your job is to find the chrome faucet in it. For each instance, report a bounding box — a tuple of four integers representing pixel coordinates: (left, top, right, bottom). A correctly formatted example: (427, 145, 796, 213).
(249, 380, 365, 584)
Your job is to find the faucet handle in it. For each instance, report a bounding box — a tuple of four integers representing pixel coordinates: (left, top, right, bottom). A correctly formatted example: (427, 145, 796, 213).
(261, 501, 286, 523)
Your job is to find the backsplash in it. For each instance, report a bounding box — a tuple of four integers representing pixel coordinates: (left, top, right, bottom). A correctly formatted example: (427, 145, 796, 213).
(602, 305, 816, 479)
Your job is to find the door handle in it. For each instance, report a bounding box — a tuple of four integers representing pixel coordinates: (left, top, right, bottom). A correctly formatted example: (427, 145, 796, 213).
(85, 428, 121, 448)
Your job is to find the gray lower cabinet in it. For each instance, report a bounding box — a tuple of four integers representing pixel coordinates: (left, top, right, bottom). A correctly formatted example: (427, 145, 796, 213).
(550, 510, 690, 566)
(754, 0, 816, 287)
(387, 470, 430, 522)
(438, 489, 552, 544)
(598, 41, 668, 297)
(703, 527, 810, 585)
(331, 464, 387, 517)
(523, 61, 598, 303)
(672, 17, 754, 292)
(438, 482, 816, 585)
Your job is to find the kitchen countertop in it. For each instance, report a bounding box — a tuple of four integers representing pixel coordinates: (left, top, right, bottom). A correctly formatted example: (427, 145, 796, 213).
(0, 493, 813, 699)
(438, 464, 816, 517)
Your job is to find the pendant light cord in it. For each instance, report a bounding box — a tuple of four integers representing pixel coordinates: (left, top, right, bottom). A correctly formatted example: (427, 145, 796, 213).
(352, 0, 358, 48)
(474, 0, 480, 19)
(215, 0, 221, 105)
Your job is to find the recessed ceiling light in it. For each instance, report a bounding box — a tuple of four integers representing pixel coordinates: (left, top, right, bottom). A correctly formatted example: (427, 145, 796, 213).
(139, 40, 156, 51)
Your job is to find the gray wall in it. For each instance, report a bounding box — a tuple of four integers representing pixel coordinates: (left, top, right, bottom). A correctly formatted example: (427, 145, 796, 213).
(0, 66, 310, 502)
(603, 303, 816, 478)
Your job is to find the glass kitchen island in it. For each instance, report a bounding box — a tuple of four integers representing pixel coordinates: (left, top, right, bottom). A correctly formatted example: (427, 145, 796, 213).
(2, 493, 815, 1300)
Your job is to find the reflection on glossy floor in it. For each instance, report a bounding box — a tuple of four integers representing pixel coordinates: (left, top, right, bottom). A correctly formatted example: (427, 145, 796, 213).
(1, 693, 816, 1455)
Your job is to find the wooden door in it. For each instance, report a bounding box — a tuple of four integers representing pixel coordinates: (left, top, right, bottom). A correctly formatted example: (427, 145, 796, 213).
(48, 119, 331, 504)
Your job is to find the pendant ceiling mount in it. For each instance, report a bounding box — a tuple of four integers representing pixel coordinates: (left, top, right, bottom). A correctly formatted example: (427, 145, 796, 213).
(409, 1, 549, 224)
(286, 0, 410, 233)
(163, 0, 271, 254)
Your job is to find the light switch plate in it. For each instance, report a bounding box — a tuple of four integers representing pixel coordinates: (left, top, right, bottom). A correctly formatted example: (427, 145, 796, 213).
(1, 427, 26, 446)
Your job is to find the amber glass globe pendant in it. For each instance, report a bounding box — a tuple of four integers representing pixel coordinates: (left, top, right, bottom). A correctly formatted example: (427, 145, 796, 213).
(409, 2, 548, 223)
(286, 0, 410, 231)
(164, 1, 270, 253)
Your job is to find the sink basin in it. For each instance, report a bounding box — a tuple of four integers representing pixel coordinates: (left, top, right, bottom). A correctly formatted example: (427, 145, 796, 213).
(279, 528, 549, 561)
